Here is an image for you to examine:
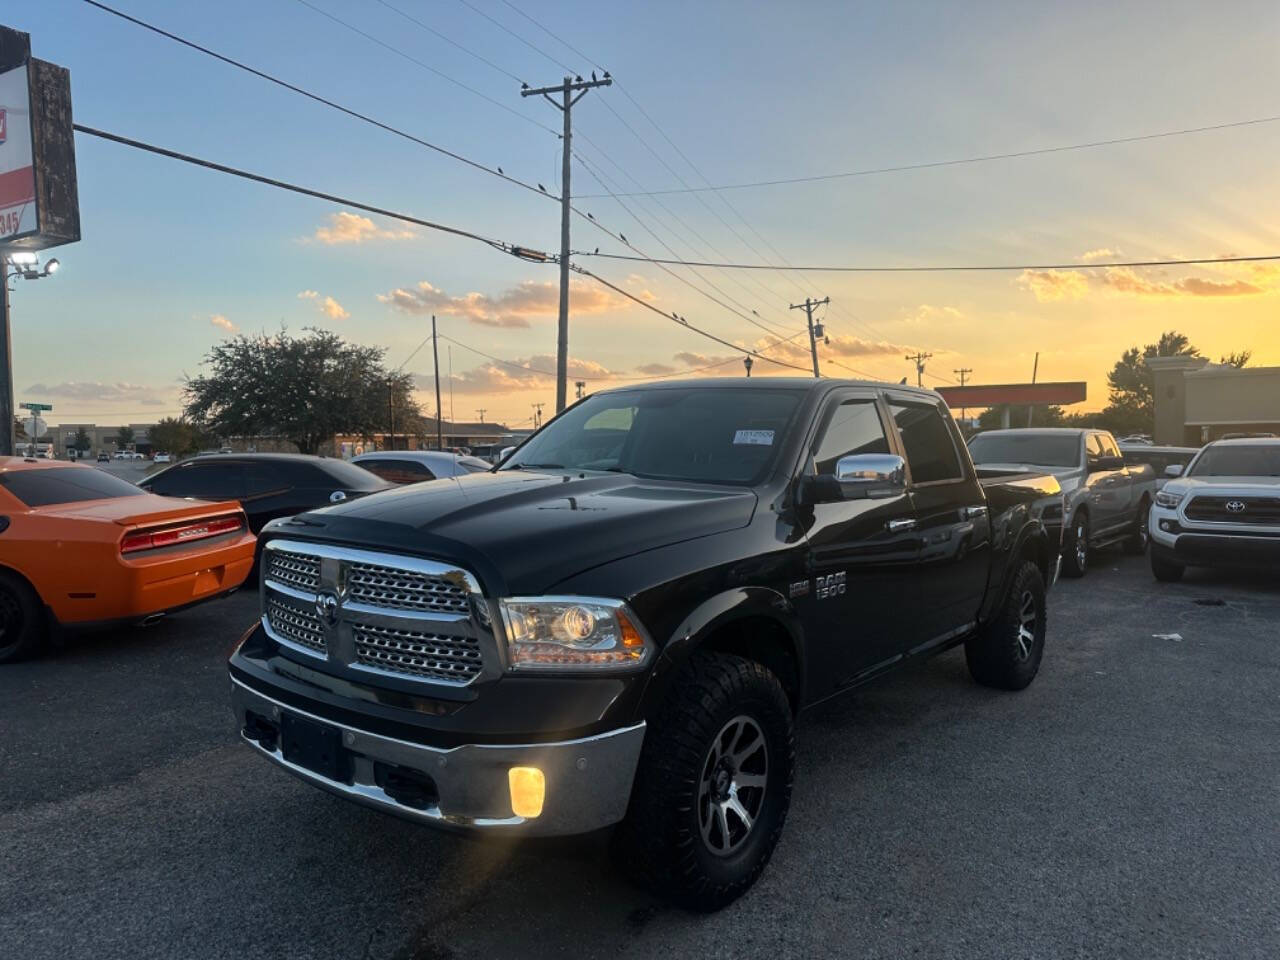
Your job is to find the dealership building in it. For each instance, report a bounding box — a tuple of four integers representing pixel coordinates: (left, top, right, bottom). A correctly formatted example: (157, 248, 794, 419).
(43, 423, 155, 457)
(1148, 357, 1280, 445)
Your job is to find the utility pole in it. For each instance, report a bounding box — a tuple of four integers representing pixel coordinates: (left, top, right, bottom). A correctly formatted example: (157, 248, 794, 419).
(522, 72, 613, 414)
(954, 367, 973, 427)
(789, 296, 829, 377)
(575, 381, 585, 401)
(476, 408, 486, 423)
(1027, 351, 1039, 427)
(531, 402, 544, 430)
(431, 315, 443, 451)
(905, 351, 933, 387)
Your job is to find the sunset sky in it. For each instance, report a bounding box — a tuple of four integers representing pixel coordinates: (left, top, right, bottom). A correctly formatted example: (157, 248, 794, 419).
(10, 0, 1280, 429)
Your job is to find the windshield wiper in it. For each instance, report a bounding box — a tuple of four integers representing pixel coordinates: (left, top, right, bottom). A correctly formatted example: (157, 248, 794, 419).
(509, 462, 564, 470)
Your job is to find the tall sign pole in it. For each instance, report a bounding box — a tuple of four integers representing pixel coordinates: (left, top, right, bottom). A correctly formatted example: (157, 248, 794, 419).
(521, 72, 612, 413)
(0, 266, 11, 454)
(431, 314, 443, 451)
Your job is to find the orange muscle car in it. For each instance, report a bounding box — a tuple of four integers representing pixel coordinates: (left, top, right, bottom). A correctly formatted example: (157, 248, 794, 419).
(0, 457, 256, 662)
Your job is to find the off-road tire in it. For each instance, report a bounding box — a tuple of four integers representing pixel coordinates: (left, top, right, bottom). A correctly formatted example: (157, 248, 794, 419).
(1061, 511, 1089, 578)
(612, 651, 794, 912)
(1150, 550, 1185, 583)
(1123, 498, 1151, 555)
(965, 560, 1046, 691)
(0, 570, 46, 664)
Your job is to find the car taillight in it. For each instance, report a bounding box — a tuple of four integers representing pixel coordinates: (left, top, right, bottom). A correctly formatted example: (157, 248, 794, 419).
(121, 514, 245, 554)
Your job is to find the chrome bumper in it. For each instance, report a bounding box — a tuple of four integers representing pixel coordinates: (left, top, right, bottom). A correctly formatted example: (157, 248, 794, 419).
(230, 677, 645, 836)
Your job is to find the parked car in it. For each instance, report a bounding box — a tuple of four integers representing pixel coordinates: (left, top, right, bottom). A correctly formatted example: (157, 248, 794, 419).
(0, 458, 255, 663)
(1149, 438, 1280, 581)
(138, 453, 391, 534)
(968, 427, 1155, 577)
(153, 452, 172, 464)
(229, 379, 1062, 910)
(352, 450, 491, 485)
(96, 451, 110, 463)
(1119, 443, 1199, 491)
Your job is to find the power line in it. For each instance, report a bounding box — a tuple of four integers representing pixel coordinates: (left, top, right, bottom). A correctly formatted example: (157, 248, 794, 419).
(290, 0, 559, 136)
(575, 251, 1280, 273)
(79, 0, 556, 203)
(371, 0, 526, 83)
(72, 124, 513, 252)
(455, 0, 576, 74)
(577, 113, 1280, 198)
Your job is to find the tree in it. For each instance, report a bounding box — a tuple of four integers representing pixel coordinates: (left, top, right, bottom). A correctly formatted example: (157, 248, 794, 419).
(183, 328, 420, 455)
(978, 404, 1066, 431)
(72, 427, 91, 454)
(149, 416, 199, 455)
(114, 425, 136, 449)
(1219, 350, 1251, 368)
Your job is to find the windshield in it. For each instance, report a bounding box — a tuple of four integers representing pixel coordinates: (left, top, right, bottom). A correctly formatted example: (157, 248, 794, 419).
(316, 459, 393, 491)
(0, 466, 147, 507)
(1188, 444, 1280, 477)
(967, 432, 1080, 468)
(501, 387, 804, 484)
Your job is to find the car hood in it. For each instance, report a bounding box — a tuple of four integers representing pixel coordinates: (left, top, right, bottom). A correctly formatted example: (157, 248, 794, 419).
(267, 470, 758, 594)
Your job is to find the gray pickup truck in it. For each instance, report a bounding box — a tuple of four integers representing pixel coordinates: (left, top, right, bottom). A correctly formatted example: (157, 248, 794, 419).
(968, 427, 1156, 577)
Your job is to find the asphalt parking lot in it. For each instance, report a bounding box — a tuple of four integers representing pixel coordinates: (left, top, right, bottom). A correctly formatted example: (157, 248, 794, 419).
(2, 555, 1278, 960)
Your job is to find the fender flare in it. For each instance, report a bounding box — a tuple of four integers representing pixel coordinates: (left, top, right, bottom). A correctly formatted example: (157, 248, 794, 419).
(980, 518, 1049, 625)
(637, 586, 807, 718)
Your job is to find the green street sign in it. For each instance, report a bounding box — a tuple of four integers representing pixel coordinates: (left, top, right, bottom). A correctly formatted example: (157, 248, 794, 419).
(20, 402, 53, 411)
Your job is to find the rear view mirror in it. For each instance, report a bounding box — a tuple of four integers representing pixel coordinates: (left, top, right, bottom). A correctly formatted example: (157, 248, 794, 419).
(1164, 463, 1183, 478)
(801, 454, 906, 504)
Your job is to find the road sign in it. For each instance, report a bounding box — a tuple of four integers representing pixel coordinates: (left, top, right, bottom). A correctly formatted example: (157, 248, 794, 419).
(20, 402, 52, 411)
(23, 416, 45, 438)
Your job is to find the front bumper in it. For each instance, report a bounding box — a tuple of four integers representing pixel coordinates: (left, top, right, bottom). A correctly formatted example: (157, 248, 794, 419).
(231, 676, 646, 836)
(1150, 506, 1280, 566)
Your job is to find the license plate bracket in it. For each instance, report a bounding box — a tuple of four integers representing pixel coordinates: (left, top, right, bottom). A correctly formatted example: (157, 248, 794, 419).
(280, 713, 351, 783)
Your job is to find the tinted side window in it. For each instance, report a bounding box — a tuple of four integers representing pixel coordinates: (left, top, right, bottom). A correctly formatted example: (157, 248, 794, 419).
(1099, 435, 1121, 458)
(1085, 435, 1104, 465)
(244, 463, 287, 497)
(889, 401, 963, 483)
(812, 400, 890, 475)
(362, 460, 434, 484)
(150, 462, 244, 499)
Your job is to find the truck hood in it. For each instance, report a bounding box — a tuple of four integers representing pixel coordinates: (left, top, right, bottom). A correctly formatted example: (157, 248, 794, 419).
(268, 470, 758, 594)
(1164, 476, 1280, 496)
(977, 462, 1083, 492)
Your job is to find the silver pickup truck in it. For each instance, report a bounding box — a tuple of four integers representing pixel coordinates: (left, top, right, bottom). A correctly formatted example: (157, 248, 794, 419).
(968, 428, 1156, 577)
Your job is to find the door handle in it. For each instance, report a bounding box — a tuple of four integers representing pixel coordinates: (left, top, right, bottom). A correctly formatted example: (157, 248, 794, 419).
(886, 518, 917, 532)
(962, 506, 986, 519)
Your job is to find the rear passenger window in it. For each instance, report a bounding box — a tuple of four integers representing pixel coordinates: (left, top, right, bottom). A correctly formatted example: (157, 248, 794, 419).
(889, 400, 963, 483)
(361, 460, 434, 484)
(812, 400, 889, 475)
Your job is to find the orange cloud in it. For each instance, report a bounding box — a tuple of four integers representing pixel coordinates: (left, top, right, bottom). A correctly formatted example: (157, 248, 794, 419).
(1019, 269, 1090, 302)
(379, 278, 628, 328)
(298, 290, 350, 320)
(1098, 267, 1263, 298)
(208, 313, 237, 333)
(416, 354, 615, 394)
(309, 211, 414, 245)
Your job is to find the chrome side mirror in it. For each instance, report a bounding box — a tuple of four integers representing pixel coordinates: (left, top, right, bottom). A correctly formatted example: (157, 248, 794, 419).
(329, 490, 347, 503)
(1164, 463, 1183, 478)
(802, 454, 906, 504)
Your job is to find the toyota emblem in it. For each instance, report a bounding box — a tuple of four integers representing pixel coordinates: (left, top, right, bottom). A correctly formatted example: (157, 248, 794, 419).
(315, 591, 341, 625)
(1224, 500, 1247, 513)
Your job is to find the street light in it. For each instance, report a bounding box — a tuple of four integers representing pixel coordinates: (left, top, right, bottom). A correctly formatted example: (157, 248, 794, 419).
(2, 254, 63, 456)
(743, 356, 754, 378)
(4, 253, 60, 282)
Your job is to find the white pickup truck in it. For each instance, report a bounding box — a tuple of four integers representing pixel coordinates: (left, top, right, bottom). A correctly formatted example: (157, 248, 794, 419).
(1149, 438, 1280, 581)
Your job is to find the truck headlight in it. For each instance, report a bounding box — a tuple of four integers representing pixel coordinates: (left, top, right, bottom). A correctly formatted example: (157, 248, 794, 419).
(497, 597, 653, 672)
(1155, 490, 1184, 509)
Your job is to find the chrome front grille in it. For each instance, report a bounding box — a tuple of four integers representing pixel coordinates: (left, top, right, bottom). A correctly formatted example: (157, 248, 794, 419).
(352, 622, 483, 682)
(266, 550, 321, 592)
(265, 597, 326, 653)
(347, 561, 471, 614)
(260, 540, 493, 688)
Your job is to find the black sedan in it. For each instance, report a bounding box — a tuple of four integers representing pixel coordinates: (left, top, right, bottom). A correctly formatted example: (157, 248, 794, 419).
(138, 453, 390, 534)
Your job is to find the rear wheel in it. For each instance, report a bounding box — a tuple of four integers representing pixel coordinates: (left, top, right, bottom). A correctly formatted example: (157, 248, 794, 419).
(965, 560, 1047, 690)
(1124, 498, 1151, 555)
(0, 571, 46, 664)
(1151, 550, 1185, 583)
(612, 651, 794, 912)
(1061, 512, 1089, 578)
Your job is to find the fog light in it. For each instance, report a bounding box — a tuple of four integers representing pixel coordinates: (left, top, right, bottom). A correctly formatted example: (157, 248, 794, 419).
(1160, 519, 1179, 533)
(508, 766, 545, 818)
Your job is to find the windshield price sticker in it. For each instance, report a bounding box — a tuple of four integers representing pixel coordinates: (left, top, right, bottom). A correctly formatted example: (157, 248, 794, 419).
(733, 429, 775, 446)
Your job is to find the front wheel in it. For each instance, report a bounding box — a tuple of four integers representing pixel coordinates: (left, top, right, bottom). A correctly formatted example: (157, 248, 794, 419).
(1151, 550, 1185, 583)
(965, 560, 1047, 690)
(1061, 512, 1089, 578)
(612, 651, 795, 912)
(0, 571, 46, 664)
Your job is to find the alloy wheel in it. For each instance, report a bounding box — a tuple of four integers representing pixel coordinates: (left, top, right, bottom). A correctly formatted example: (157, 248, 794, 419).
(1015, 589, 1038, 661)
(1075, 523, 1088, 571)
(0, 586, 23, 643)
(697, 715, 769, 857)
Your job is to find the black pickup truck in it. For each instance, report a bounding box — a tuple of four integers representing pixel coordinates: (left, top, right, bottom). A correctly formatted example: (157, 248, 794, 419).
(229, 379, 1062, 910)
